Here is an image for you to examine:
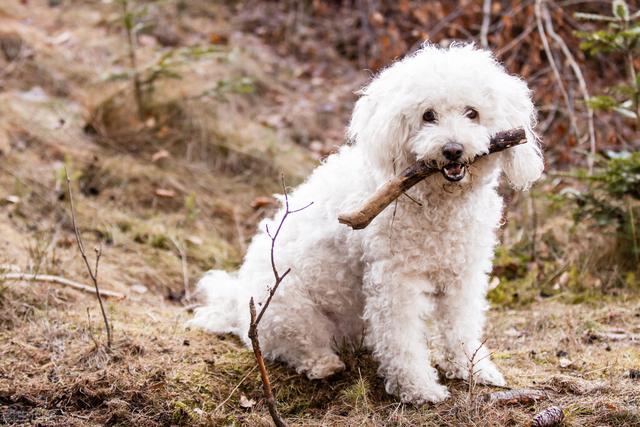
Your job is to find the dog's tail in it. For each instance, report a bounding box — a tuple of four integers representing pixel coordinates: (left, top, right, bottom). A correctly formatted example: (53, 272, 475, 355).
(187, 270, 251, 346)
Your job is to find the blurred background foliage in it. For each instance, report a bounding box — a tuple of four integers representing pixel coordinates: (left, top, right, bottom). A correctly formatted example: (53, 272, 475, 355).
(234, 0, 640, 303)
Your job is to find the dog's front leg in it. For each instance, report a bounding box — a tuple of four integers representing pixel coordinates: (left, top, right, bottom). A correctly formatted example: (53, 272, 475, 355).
(436, 270, 505, 387)
(362, 261, 449, 404)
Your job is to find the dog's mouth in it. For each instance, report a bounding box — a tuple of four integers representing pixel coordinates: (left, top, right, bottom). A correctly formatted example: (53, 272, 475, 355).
(441, 162, 467, 182)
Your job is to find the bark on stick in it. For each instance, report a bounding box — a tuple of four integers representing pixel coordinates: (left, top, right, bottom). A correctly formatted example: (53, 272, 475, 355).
(338, 128, 527, 230)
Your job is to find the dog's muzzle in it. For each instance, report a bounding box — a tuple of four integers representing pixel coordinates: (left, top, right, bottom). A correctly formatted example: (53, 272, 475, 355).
(441, 142, 466, 182)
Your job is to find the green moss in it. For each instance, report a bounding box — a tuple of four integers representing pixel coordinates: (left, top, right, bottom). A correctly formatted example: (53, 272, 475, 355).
(171, 401, 197, 424)
(117, 220, 132, 233)
(625, 271, 638, 289)
(581, 319, 603, 333)
(150, 233, 170, 250)
(487, 268, 538, 307)
(492, 352, 512, 360)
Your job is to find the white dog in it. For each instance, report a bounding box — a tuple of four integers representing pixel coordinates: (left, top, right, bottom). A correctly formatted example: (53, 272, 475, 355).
(189, 44, 543, 404)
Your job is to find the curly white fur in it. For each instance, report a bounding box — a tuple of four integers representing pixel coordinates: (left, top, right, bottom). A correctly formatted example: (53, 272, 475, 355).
(189, 44, 544, 404)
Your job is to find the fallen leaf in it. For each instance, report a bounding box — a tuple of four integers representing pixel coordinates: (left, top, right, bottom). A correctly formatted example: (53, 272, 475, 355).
(412, 6, 430, 25)
(239, 394, 255, 409)
(155, 126, 170, 138)
(130, 283, 148, 294)
(186, 235, 203, 246)
(370, 11, 385, 26)
(481, 388, 546, 405)
(4, 195, 20, 204)
(155, 188, 176, 198)
(51, 31, 71, 45)
(558, 357, 573, 368)
(251, 196, 277, 209)
(138, 34, 157, 47)
(209, 33, 228, 44)
(152, 149, 170, 162)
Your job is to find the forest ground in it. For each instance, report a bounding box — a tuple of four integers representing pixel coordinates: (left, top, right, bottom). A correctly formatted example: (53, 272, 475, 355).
(0, 1, 638, 426)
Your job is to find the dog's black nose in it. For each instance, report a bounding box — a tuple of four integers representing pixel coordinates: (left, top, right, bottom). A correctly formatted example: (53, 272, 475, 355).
(442, 142, 464, 161)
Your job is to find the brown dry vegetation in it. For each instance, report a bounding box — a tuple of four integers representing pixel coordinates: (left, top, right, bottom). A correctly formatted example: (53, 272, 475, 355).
(0, 1, 639, 426)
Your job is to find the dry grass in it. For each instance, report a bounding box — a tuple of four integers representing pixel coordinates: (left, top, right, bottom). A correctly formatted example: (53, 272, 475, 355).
(0, 1, 639, 426)
(1, 284, 638, 426)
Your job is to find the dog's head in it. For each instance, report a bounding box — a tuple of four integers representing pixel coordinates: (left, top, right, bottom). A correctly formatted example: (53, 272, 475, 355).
(348, 44, 543, 189)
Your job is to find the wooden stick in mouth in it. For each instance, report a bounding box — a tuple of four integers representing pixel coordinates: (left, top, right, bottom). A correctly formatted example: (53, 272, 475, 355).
(337, 128, 527, 230)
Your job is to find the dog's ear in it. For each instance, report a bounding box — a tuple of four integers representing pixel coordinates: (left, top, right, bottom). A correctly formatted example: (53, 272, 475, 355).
(498, 78, 544, 190)
(348, 92, 411, 177)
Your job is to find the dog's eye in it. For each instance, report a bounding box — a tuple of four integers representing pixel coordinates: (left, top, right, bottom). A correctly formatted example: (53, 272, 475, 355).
(465, 107, 479, 120)
(422, 109, 437, 123)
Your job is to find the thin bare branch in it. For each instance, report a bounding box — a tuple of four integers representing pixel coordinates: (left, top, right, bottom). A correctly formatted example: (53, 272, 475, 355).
(248, 297, 288, 427)
(121, 0, 144, 120)
(169, 236, 191, 302)
(495, 23, 534, 57)
(255, 268, 291, 327)
(480, 0, 492, 48)
(338, 128, 527, 230)
(535, 0, 580, 142)
(247, 175, 312, 427)
(0, 272, 125, 299)
(65, 168, 113, 348)
(464, 338, 489, 401)
(288, 201, 314, 214)
(542, 0, 596, 174)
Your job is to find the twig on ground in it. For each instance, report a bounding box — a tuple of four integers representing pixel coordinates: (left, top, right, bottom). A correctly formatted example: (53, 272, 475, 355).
(65, 168, 113, 349)
(0, 264, 21, 272)
(481, 388, 547, 405)
(0, 272, 125, 299)
(247, 175, 312, 427)
(213, 365, 258, 413)
(542, 0, 596, 174)
(338, 128, 527, 230)
(531, 406, 565, 427)
(535, 0, 580, 142)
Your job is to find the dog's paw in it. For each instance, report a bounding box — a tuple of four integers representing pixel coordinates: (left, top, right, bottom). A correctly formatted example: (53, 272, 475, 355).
(474, 361, 506, 387)
(305, 354, 346, 380)
(386, 374, 450, 405)
(440, 358, 506, 387)
(399, 382, 450, 405)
